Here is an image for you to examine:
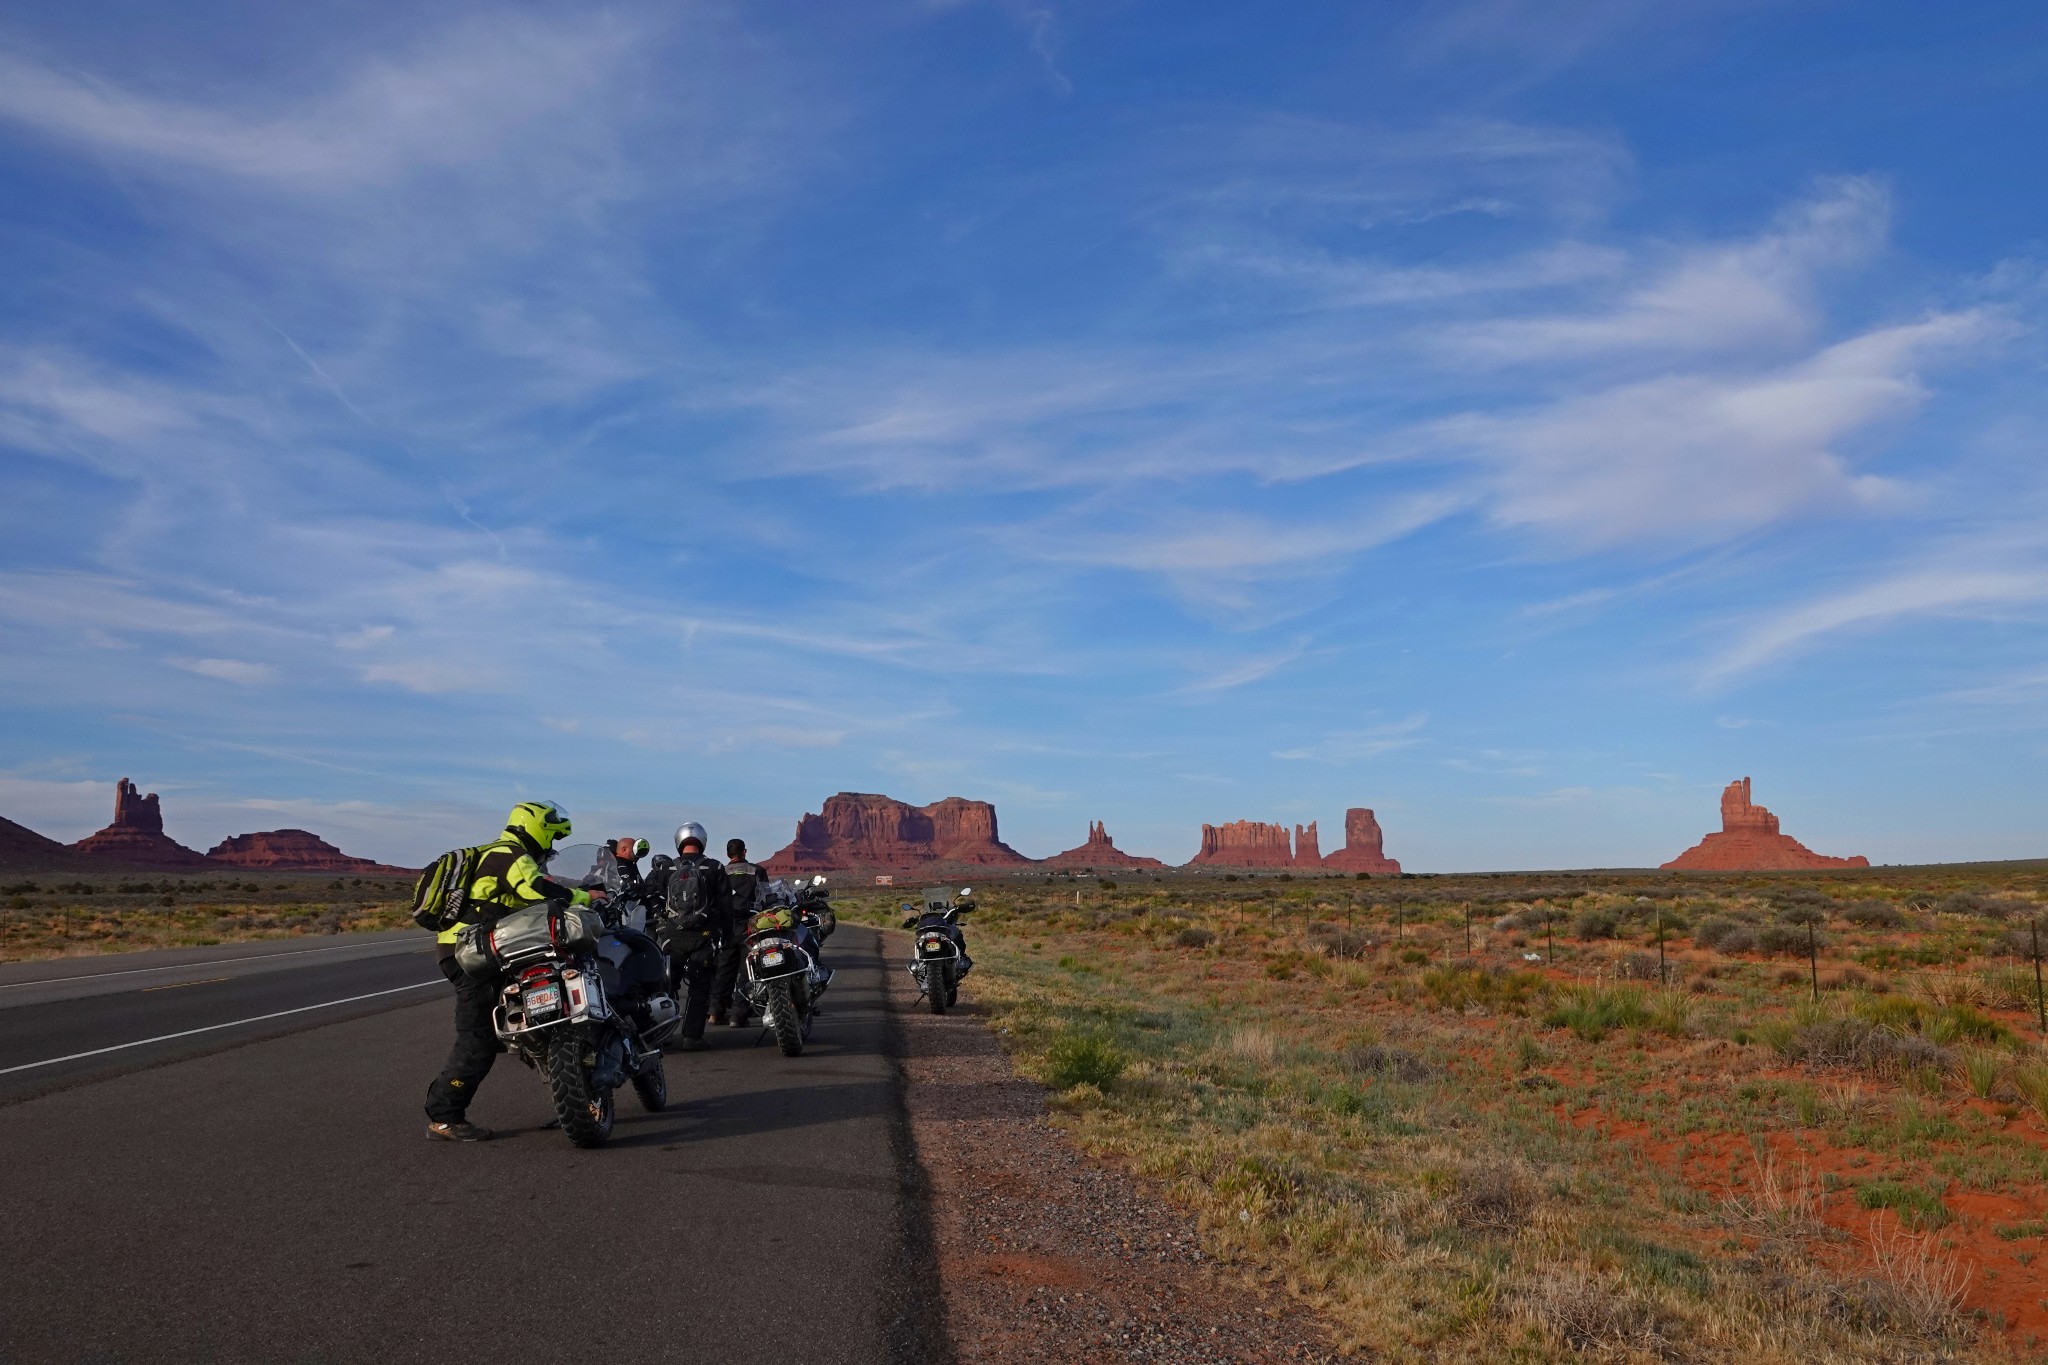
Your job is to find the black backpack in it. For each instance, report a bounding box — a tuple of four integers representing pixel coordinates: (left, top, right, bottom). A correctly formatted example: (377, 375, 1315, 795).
(410, 846, 486, 932)
(666, 857, 720, 920)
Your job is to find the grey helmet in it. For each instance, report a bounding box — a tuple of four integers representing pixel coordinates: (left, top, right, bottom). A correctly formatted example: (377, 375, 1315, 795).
(674, 821, 709, 854)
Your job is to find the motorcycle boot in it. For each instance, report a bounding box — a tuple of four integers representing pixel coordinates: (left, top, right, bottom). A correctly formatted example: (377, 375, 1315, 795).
(426, 1120, 494, 1142)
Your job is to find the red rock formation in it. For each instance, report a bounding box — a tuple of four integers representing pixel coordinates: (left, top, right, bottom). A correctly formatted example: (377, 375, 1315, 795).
(207, 829, 413, 876)
(1294, 821, 1323, 868)
(0, 814, 106, 872)
(70, 779, 209, 868)
(1044, 821, 1167, 869)
(1320, 808, 1402, 875)
(764, 793, 1032, 873)
(1661, 778, 1869, 871)
(1189, 820, 1295, 868)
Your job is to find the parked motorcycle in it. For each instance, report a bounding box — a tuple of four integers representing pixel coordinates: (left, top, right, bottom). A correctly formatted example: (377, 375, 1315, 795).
(452, 842, 678, 1147)
(735, 876, 834, 1056)
(904, 887, 974, 1015)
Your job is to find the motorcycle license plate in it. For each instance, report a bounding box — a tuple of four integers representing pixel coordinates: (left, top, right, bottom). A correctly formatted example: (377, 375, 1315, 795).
(761, 950, 785, 967)
(524, 985, 561, 1014)
(921, 936, 948, 953)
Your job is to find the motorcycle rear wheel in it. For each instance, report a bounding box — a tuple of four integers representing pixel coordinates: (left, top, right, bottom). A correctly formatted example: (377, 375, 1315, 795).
(632, 1053, 669, 1112)
(927, 960, 955, 1015)
(766, 980, 804, 1056)
(546, 1030, 615, 1148)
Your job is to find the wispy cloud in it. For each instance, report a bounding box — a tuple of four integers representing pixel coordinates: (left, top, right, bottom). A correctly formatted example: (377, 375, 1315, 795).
(1274, 714, 1429, 762)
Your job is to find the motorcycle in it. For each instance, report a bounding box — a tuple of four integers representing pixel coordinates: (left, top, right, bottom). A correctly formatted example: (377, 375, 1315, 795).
(735, 875, 835, 1056)
(904, 887, 974, 1015)
(452, 842, 679, 1147)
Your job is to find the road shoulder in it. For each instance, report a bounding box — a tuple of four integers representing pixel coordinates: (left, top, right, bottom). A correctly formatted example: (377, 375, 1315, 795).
(885, 931, 1342, 1365)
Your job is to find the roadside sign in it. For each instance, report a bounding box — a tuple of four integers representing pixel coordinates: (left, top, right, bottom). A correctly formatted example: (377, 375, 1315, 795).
(875, 875, 894, 886)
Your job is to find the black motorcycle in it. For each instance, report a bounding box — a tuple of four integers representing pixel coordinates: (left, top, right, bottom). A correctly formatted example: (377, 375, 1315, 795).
(904, 886, 974, 1015)
(453, 843, 678, 1147)
(736, 877, 834, 1056)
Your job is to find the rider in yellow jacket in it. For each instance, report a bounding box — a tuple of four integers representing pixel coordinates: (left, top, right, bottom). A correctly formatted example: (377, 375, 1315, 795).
(425, 799, 592, 1142)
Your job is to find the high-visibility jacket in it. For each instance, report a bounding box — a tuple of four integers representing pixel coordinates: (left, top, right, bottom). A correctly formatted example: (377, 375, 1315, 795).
(435, 833, 591, 946)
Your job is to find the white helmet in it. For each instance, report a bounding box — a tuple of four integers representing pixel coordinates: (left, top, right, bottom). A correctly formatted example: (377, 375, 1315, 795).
(674, 821, 709, 854)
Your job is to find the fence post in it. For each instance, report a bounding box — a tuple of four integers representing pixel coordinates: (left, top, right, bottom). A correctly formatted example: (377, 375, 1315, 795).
(1657, 905, 1668, 987)
(2034, 917, 2045, 1034)
(1808, 920, 1819, 1003)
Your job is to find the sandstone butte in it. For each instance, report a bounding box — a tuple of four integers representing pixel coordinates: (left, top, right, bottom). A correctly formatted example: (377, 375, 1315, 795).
(57, 779, 414, 874)
(764, 792, 1034, 874)
(1661, 777, 1869, 871)
(1320, 808, 1403, 875)
(1043, 821, 1167, 870)
(206, 829, 413, 876)
(1189, 819, 1296, 868)
(1189, 808, 1401, 874)
(68, 779, 210, 868)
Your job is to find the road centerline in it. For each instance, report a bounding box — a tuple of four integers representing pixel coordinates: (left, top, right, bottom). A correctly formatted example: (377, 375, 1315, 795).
(0, 980, 440, 1077)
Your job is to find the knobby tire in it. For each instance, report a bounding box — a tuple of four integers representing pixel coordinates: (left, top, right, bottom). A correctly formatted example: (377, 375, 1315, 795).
(632, 1053, 668, 1112)
(546, 1029, 615, 1148)
(767, 980, 804, 1056)
(927, 960, 954, 1015)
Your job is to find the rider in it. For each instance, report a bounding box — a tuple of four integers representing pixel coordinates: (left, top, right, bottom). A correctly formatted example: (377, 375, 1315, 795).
(661, 822, 734, 1045)
(425, 799, 593, 1142)
(611, 836, 650, 890)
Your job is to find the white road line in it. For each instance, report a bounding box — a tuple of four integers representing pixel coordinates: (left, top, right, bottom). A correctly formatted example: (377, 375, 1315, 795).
(0, 981, 440, 1077)
(0, 939, 421, 991)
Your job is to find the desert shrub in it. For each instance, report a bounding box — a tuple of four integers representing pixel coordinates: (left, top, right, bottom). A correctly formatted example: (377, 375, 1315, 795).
(1934, 892, 1990, 917)
(1759, 921, 1822, 956)
(1449, 1159, 1539, 1232)
(1344, 1044, 1439, 1082)
(1612, 950, 1664, 982)
(1768, 1016, 1953, 1074)
(1397, 947, 1428, 965)
(1514, 1269, 1671, 1356)
(1842, 899, 1903, 929)
(1992, 924, 2048, 959)
(1694, 916, 1758, 954)
(1306, 924, 1367, 958)
(1572, 908, 1619, 941)
(1173, 926, 1216, 949)
(1045, 1033, 1129, 1090)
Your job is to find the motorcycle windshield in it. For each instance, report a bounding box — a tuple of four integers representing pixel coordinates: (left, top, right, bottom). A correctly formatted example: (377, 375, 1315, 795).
(920, 887, 952, 912)
(546, 842, 604, 889)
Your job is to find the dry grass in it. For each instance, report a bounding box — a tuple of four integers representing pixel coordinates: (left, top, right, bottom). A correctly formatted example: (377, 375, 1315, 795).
(845, 863, 2048, 1360)
(1863, 1224, 1973, 1339)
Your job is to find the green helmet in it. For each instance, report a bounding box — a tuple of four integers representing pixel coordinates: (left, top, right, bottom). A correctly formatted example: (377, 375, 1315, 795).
(506, 799, 572, 852)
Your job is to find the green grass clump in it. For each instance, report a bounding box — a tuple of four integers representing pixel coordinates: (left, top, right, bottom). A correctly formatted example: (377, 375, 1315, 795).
(1854, 1179, 1950, 1230)
(1044, 1032, 1129, 1090)
(1543, 984, 1651, 1042)
(1420, 964, 1546, 1013)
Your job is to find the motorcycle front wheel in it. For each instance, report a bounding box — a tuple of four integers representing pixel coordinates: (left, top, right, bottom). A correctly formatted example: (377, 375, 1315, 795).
(926, 960, 955, 1015)
(765, 980, 804, 1057)
(546, 1029, 615, 1148)
(632, 1052, 669, 1112)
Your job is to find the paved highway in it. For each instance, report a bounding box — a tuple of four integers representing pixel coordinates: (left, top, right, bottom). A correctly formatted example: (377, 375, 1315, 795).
(0, 926, 941, 1364)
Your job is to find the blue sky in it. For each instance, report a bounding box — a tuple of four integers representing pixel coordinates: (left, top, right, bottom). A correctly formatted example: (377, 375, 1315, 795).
(1, 1, 2044, 869)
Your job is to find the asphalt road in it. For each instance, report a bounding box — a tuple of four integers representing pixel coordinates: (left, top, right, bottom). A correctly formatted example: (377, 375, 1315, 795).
(0, 925, 938, 1365)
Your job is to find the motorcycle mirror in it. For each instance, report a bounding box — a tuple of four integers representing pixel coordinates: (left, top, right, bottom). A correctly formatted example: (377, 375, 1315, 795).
(959, 888, 972, 898)
(814, 875, 827, 886)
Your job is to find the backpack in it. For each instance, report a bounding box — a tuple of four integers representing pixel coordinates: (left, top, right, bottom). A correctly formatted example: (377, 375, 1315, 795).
(666, 857, 721, 921)
(410, 845, 486, 932)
